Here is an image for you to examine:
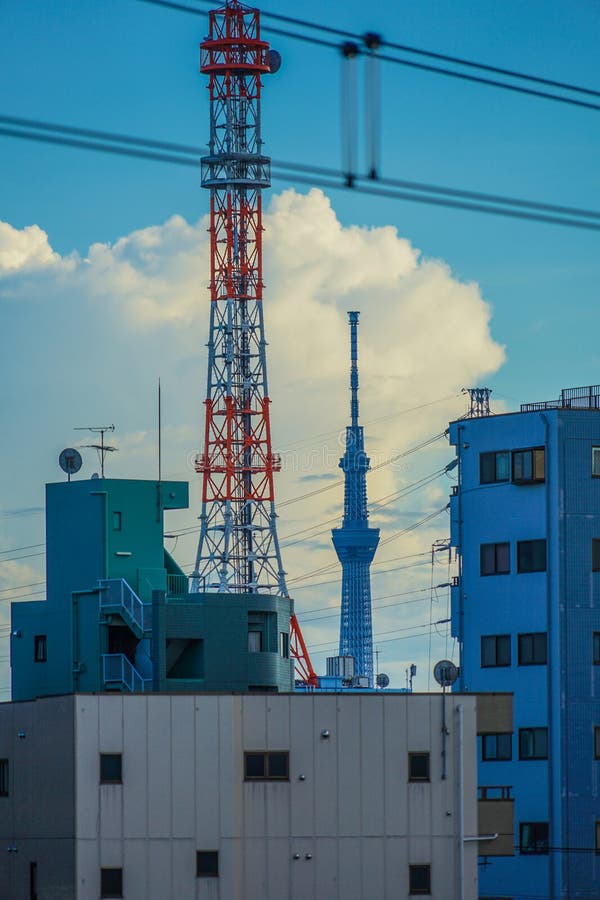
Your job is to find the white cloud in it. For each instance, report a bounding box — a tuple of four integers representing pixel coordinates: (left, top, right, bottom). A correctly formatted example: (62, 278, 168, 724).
(0, 190, 505, 689)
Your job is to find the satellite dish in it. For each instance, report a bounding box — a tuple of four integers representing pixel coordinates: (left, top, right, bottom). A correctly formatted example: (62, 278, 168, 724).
(433, 659, 458, 688)
(376, 672, 390, 689)
(267, 49, 282, 74)
(59, 448, 82, 481)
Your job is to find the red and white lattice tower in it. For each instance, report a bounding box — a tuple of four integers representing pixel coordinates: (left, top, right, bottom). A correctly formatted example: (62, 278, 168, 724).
(193, 1, 287, 596)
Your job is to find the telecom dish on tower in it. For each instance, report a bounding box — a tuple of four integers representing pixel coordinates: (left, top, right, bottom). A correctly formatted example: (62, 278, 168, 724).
(58, 448, 82, 482)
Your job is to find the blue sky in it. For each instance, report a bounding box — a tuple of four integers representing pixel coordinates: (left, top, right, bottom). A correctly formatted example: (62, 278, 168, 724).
(1, 0, 599, 692)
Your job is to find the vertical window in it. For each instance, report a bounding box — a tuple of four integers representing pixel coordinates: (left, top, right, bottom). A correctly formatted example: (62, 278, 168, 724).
(244, 751, 289, 781)
(409, 864, 431, 895)
(518, 633, 547, 665)
(481, 635, 511, 667)
(112, 511, 122, 531)
(100, 868, 123, 898)
(34, 635, 47, 663)
(0, 759, 8, 797)
(196, 851, 219, 877)
(593, 540, 600, 572)
(480, 542, 510, 575)
(592, 447, 600, 477)
(594, 727, 600, 760)
(517, 540, 547, 573)
(248, 631, 262, 653)
(519, 822, 549, 854)
(100, 753, 122, 784)
(480, 451, 510, 484)
(519, 728, 548, 760)
(594, 633, 600, 665)
(30, 862, 38, 900)
(596, 822, 600, 855)
(408, 752, 430, 782)
(512, 448, 545, 483)
(482, 733, 512, 761)
(280, 632, 289, 658)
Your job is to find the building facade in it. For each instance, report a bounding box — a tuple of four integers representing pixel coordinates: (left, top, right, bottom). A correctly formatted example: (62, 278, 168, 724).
(449, 386, 600, 898)
(0, 691, 514, 900)
(11, 478, 294, 700)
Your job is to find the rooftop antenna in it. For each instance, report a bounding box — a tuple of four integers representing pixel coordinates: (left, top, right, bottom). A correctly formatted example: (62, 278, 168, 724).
(463, 387, 492, 418)
(74, 425, 117, 478)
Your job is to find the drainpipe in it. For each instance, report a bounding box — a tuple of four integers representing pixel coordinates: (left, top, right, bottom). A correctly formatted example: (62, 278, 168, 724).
(456, 426, 465, 689)
(540, 413, 559, 899)
(90, 491, 109, 578)
(457, 702, 465, 900)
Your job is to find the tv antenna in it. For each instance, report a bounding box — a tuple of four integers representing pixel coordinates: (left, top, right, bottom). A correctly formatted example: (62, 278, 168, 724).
(74, 425, 117, 478)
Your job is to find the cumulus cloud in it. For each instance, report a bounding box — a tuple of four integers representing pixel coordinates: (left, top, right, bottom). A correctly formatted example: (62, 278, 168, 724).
(0, 190, 505, 689)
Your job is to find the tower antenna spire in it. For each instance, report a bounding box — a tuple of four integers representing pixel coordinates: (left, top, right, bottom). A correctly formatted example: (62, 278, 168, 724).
(332, 312, 380, 686)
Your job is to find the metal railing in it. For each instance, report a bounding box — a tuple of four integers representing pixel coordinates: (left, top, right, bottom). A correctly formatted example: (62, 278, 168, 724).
(521, 384, 600, 412)
(478, 785, 513, 800)
(99, 578, 148, 634)
(102, 653, 148, 693)
(166, 573, 192, 597)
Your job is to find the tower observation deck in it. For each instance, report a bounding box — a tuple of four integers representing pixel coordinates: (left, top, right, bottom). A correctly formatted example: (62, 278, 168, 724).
(332, 312, 380, 686)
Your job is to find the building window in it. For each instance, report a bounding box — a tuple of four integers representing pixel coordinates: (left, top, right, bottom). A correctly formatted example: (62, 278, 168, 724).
(112, 511, 122, 531)
(512, 447, 545, 484)
(244, 751, 289, 781)
(517, 540, 546, 573)
(409, 864, 431, 895)
(593, 540, 600, 572)
(481, 635, 511, 667)
(482, 733, 512, 761)
(593, 447, 600, 477)
(519, 822, 549, 854)
(248, 631, 262, 653)
(0, 759, 8, 797)
(34, 635, 47, 663)
(100, 868, 123, 898)
(596, 822, 600, 855)
(280, 631, 289, 658)
(480, 542, 510, 576)
(518, 633, 547, 665)
(519, 728, 548, 760)
(408, 752, 430, 782)
(480, 451, 510, 484)
(196, 851, 219, 877)
(594, 727, 600, 760)
(100, 753, 122, 784)
(594, 633, 600, 664)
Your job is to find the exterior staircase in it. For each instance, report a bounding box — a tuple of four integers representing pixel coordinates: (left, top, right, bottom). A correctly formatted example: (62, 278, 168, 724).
(98, 578, 151, 639)
(102, 653, 148, 693)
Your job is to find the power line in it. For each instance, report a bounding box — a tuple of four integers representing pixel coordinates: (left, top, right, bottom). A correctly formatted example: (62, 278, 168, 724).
(2, 117, 600, 231)
(0, 551, 46, 564)
(0, 543, 45, 555)
(136, 0, 600, 112)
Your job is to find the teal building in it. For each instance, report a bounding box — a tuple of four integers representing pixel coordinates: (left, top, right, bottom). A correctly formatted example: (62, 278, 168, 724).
(11, 478, 294, 700)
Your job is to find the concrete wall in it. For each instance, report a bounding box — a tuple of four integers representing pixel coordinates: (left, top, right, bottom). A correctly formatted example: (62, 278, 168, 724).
(72, 692, 478, 900)
(0, 696, 75, 900)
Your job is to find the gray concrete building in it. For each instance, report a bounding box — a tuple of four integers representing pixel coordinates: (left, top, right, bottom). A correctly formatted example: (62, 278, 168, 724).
(0, 691, 512, 900)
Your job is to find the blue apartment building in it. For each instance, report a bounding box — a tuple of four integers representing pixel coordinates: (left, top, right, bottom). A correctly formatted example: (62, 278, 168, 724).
(449, 385, 600, 899)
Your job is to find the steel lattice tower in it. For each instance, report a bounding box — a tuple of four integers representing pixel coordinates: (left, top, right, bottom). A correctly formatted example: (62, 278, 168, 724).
(192, 0, 287, 596)
(332, 312, 380, 685)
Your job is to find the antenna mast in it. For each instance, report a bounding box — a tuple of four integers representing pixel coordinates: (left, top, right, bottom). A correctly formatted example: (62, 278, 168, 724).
(75, 425, 117, 478)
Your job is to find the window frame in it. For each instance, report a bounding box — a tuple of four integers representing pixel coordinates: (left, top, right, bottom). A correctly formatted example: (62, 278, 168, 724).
(594, 632, 600, 665)
(480, 542, 510, 576)
(0, 758, 8, 797)
(481, 634, 511, 668)
(517, 539, 547, 574)
(196, 850, 219, 878)
(480, 450, 510, 485)
(244, 750, 290, 782)
(592, 447, 600, 478)
(408, 752, 430, 782)
(596, 822, 600, 855)
(280, 631, 289, 659)
(518, 632, 547, 666)
(519, 727, 548, 761)
(100, 753, 123, 785)
(594, 727, 600, 760)
(593, 539, 600, 573)
(408, 863, 431, 895)
(34, 634, 47, 663)
(481, 733, 512, 762)
(512, 447, 545, 484)
(100, 867, 123, 899)
(519, 821, 549, 855)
